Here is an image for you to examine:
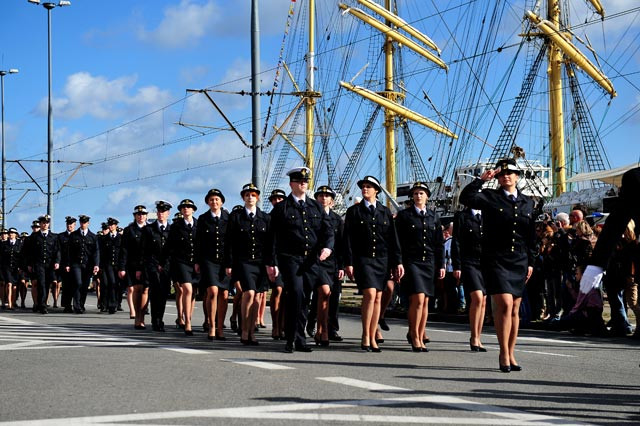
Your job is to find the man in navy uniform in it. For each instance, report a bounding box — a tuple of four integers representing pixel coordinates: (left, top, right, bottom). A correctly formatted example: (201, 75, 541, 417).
(59, 216, 77, 312)
(143, 201, 172, 331)
(24, 215, 60, 314)
(266, 167, 334, 353)
(65, 215, 100, 314)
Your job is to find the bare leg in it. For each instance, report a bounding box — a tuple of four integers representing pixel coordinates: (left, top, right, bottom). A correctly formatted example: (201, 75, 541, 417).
(360, 288, 376, 347)
(492, 293, 514, 367)
(315, 284, 331, 341)
(369, 291, 383, 350)
(257, 292, 266, 327)
(182, 283, 194, 332)
(241, 290, 255, 341)
(5, 283, 13, 309)
(270, 286, 283, 338)
(509, 297, 522, 366)
(408, 293, 425, 347)
(250, 293, 263, 341)
(419, 296, 429, 348)
(207, 286, 218, 338)
(127, 286, 135, 319)
(174, 283, 184, 326)
(469, 290, 487, 347)
(216, 288, 228, 337)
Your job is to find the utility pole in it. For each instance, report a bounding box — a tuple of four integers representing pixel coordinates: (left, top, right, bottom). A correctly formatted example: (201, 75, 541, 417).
(251, 0, 262, 189)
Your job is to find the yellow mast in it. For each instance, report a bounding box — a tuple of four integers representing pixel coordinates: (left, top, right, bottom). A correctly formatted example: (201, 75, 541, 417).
(548, 0, 566, 196)
(525, 2, 614, 197)
(305, 0, 317, 189)
(383, 0, 397, 201)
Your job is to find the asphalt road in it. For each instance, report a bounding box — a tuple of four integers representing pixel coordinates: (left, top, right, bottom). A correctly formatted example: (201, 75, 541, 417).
(1, 293, 639, 425)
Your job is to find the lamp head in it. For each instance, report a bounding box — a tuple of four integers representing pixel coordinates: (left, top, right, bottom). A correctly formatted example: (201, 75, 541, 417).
(9, 69, 19, 74)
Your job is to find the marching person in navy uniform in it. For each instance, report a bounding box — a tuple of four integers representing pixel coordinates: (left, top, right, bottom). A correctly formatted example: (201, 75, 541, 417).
(266, 167, 334, 353)
(59, 216, 77, 312)
(119, 205, 148, 329)
(395, 182, 444, 352)
(268, 188, 287, 340)
(195, 190, 229, 340)
(24, 215, 61, 314)
(164, 199, 198, 335)
(344, 176, 403, 352)
(225, 183, 271, 346)
(1, 228, 23, 310)
(141, 202, 172, 331)
(452, 206, 487, 352)
(459, 158, 536, 373)
(99, 217, 121, 314)
(64, 215, 100, 314)
(308, 185, 344, 346)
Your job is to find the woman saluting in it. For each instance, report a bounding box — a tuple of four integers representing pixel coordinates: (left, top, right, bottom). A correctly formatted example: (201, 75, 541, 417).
(459, 158, 536, 373)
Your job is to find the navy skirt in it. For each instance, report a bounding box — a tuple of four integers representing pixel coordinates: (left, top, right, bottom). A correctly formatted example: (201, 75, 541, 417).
(401, 259, 435, 297)
(172, 262, 199, 285)
(235, 260, 268, 293)
(199, 260, 225, 289)
(482, 251, 527, 298)
(354, 257, 389, 291)
(461, 260, 485, 294)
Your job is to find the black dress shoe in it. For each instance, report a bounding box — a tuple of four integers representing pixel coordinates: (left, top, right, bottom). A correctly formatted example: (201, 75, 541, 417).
(249, 339, 260, 346)
(215, 335, 226, 341)
(328, 333, 343, 342)
(134, 325, 146, 330)
(423, 337, 431, 344)
(421, 347, 429, 352)
(411, 345, 422, 352)
(371, 346, 382, 353)
(152, 324, 160, 332)
(40, 308, 48, 315)
(240, 338, 250, 345)
(295, 344, 313, 353)
(207, 335, 214, 341)
(306, 323, 316, 338)
(230, 318, 238, 331)
(184, 329, 194, 336)
(470, 344, 487, 352)
(510, 364, 522, 372)
(117, 306, 123, 312)
(378, 318, 390, 331)
(361, 344, 371, 352)
(499, 364, 511, 373)
(63, 307, 73, 313)
(284, 342, 294, 353)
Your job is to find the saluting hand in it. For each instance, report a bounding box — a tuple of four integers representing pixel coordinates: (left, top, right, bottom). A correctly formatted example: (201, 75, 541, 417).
(480, 167, 501, 181)
(319, 248, 332, 261)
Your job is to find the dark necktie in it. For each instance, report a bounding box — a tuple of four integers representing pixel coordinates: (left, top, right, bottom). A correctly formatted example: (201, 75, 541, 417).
(420, 210, 425, 217)
(249, 212, 254, 220)
(160, 225, 165, 232)
(299, 200, 305, 209)
(509, 194, 517, 203)
(475, 213, 481, 221)
(214, 216, 219, 225)
(187, 223, 192, 230)
(369, 204, 375, 215)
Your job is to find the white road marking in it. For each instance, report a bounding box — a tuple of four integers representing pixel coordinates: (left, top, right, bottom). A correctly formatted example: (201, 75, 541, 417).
(221, 358, 295, 370)
(317, 376, 410, 391)
(518, 349, 575, 357)
(2, 395, 584, 425)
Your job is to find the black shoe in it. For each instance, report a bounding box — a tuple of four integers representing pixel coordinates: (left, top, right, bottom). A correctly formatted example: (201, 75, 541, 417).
(134, 325, 146, 330)
(250, 339, 260, 346)
(117, 306, 123, 312)
(328, 333, 343, 342)
(32, 305, 39, 313)
(378, 318, 390, 331)
(203, 322, 210, 332)
(510, 364, 522, 372)
(371, 346, 382, 353)
(108, 309, 116, 315)
(230, 318, 238, 331)
(470, 342, 487, 352)
(375, 338, 385, 344)
(284, 342, 294, 353)
(423, 337, 430, 344)
(63, 307, 73, 313)
(207, 335, 214, 341)
(40, 307, 48, 315)
(361, 344, 371, 352)
(411, 345, 422, 352)
(295, 344, 313, 353)
(158, 322, 166, 332)
(240, 338, 250, 345)
(184, 329, 194, 336)
(215, 335, 227, 341)
(499, 364, 511, 373)
(421, 347, 429, 352)
(74, 309, 83, 314)
(152, 324, 160, 332)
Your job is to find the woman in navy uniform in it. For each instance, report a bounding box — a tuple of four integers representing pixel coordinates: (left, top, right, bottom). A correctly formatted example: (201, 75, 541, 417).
(195, 189, 229, 340)
(311, 185, 344, 346)
(225, 183, 270, 345)
(99, 217, 121, 314)
(459, 158, 536, 372)
(344, 176, 403, 352)
(452, 207, 487, 352)
(268, 189, 286, 340)
(164, 199, 198, 335)
(1, 228, 23, 310)
(119, 206, 148, 328)
(395, 182, 444, 352)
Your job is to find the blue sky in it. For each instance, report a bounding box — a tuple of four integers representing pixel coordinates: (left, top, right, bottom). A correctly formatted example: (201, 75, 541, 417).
(1, 0, 639, 232)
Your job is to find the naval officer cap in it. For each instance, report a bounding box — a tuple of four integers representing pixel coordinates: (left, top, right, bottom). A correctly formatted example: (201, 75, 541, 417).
(357, 175, 382, 193)
(155, 200, 173, 212)
(37, 214, 51, 223)
(287, 166, 311, 182)
(78, 215, 91, 223)
(232, 204, 244, 212)
(314, 185, 336, 199)
(268, 188, 287, 201)
(107, 217, 119, 226)
(205, 189, 225, 204)
(409, 181, 431, 197)
(8, 227, 19, 235)
(240, 183, 260, 197)
(173, 212, 184, 221)
(65, 216, 77, 224)
(132, 205, 149, 215)
(0, 228, 7, 235)
(21, 232, 29, 238)
(177, 199, 197, 211)
(495, 158, 521, 176)
(101, 222, 108, 231)
(31, 220, 40, 228)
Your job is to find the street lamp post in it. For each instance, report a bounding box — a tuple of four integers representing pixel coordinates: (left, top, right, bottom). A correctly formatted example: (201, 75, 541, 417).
(29, 0, 71, 226)
(0, 68, 19, 229)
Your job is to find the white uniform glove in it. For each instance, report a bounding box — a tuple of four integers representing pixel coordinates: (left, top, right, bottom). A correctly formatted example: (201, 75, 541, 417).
(579, 265, 604, 294)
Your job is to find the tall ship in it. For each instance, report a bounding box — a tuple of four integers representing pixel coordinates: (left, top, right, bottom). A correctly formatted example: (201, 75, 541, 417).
(258, 0, 638, 215)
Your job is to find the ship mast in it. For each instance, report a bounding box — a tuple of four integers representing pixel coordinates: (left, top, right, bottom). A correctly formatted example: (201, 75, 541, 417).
(383, 0, 397, 200)
(305, 0, 319, 189)
(525, 0, 614, 196)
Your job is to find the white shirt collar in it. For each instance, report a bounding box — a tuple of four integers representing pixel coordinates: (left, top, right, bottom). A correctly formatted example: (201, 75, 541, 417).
(471, 209, 482, 216)
(292, 194, 306, 203)
(184, 219, 194, 227)
(364, 200, 376, 209)
(502, 189, 518, 198)
(414, 206, 426, 215)
(245, 207, 257, 216)
(209, 210, 221, 219)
